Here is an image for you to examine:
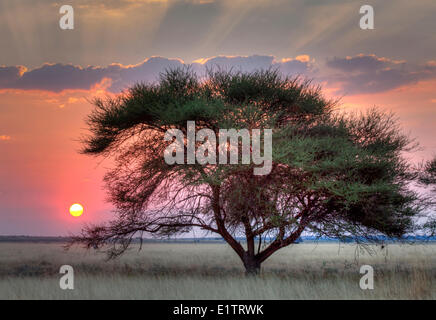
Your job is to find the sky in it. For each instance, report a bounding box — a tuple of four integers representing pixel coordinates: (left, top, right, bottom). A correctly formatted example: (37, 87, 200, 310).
(0, 0, 435, 235)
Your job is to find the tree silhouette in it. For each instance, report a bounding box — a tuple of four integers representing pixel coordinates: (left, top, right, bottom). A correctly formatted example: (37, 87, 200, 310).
(420, 157, 436, 191)
(72, 68, 421, 274)
(418, 157, 436, 236)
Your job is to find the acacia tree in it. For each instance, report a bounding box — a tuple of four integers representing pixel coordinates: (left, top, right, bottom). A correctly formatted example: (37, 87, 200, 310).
(72, 68, 420, 274)
(420, 157, 436, 191)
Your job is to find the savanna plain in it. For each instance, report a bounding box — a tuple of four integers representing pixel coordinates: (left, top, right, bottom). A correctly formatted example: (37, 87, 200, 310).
(0, 242, 434, 299)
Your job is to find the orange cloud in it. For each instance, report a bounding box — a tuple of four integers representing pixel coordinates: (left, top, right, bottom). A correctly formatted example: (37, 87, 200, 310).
(0, 135, 11, 141)
(295, 55, 310, 63)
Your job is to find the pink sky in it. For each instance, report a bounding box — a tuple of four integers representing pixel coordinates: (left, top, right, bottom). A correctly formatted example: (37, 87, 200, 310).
(0, 83, 114, 235)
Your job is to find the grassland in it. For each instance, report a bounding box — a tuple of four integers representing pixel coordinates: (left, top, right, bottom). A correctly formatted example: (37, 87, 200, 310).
(0, 242, 435, 299)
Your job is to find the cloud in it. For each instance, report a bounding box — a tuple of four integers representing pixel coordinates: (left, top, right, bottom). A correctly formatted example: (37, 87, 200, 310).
(0, 55, 313, 93)
(326, 54, 405, 72)
(324, 54, 436, 94)
(194, 55, 274, 71)
(278, 56, 315, 76)
(0, 135, 11, 141)
(191, 55, 313, 76)
(0, 66, 26, 87)
(0, 57, 184, 93)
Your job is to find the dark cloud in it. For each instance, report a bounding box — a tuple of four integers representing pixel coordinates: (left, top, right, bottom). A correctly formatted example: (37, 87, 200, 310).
(0, 64, 115, 92)
(0, 66, 24, 86)
(0, 57, 184, 92)
(324, 54, 436, 94)
(16, 64, 108, 92)
(326, 55, 395, 72)
(279, 58, 313, 75)
(0, 55, 312, 93)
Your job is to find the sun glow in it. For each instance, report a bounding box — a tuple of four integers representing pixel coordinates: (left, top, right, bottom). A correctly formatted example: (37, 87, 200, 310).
(69, 203, 84, 217)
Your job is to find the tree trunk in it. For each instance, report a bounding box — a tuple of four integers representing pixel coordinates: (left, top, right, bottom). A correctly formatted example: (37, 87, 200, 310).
(243, 253, 261, 275)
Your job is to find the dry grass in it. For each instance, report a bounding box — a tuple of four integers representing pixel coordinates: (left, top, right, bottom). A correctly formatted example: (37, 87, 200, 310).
(0, 242, 434, 299)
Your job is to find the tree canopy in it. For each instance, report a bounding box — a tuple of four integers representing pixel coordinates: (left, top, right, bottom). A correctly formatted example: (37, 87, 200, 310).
(72, 68, 421, 273)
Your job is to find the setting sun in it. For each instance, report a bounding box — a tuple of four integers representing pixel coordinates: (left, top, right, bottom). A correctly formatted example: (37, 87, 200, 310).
(69, 203, 84, 217)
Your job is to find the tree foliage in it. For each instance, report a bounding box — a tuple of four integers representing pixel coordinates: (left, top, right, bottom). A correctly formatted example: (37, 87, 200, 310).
(418, 156, 436, 236)
(420, 157, 436, 189)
